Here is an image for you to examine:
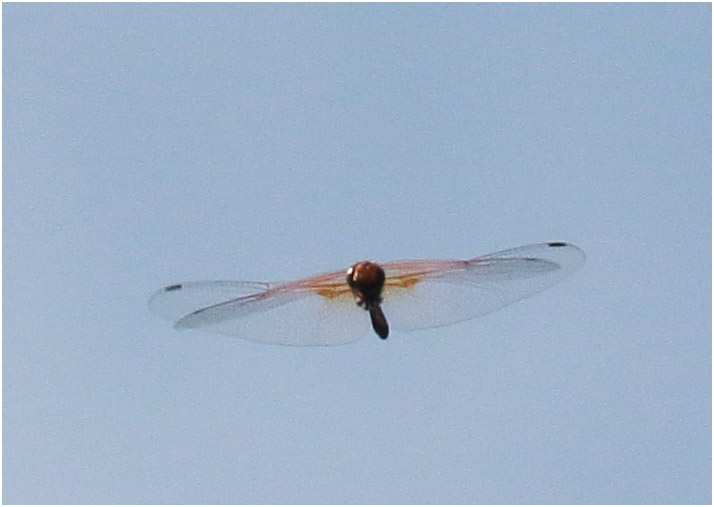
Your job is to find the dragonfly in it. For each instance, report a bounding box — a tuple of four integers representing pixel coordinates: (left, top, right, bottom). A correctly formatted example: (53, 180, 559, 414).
(148, 241, 585, 346)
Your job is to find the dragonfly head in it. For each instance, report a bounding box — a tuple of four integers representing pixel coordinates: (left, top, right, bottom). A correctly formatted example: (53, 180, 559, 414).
(346, 261, 386, 308)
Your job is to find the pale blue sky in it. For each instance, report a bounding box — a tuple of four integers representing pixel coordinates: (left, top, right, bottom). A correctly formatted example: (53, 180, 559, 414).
(3, 3, 711, 504)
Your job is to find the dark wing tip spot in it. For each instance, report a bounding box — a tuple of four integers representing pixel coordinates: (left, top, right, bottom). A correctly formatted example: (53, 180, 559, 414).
(548, 242, 568, 247)
(164, 284, 183, 292)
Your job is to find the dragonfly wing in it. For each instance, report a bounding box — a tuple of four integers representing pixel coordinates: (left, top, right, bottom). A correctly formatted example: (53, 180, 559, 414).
(148, 281, 369, 346)
(381, 242, 585, 331)
(148, 281, 271, 323)
(148, 242, 584, 343)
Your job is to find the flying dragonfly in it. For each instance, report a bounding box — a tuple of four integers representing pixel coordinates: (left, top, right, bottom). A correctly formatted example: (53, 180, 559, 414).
(148, 241, 585, 346)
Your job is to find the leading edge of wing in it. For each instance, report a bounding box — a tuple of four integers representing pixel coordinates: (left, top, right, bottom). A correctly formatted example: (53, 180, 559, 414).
(381, 242, 585, 283)
(469, 241, 585, 278)
(148, 280, 275, 326)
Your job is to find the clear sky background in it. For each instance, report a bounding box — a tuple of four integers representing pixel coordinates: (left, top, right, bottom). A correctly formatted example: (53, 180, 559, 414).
(3, 3, 711, 504)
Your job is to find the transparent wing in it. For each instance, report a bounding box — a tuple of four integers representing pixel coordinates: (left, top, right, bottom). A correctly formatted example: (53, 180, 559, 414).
(380, 242, 585, 330)
(148, 242, 584, 345)
(148, 279, 370, 346)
